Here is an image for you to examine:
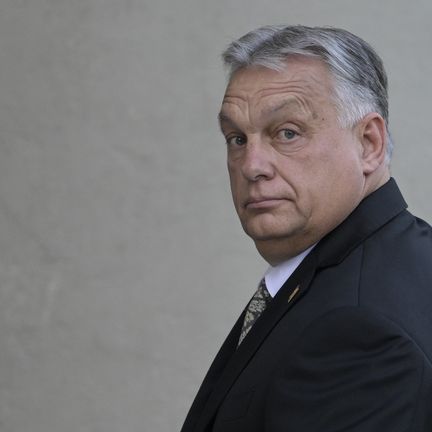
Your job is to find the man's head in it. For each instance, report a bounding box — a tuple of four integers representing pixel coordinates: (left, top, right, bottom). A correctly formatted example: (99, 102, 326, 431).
(218, 26, 391, 265)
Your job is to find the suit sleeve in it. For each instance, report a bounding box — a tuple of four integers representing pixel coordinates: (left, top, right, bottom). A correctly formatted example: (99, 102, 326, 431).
(265, 306, 426, 432)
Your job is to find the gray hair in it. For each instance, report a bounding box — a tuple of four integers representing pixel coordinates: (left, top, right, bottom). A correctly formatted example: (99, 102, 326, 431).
(222, 25, 393, 162)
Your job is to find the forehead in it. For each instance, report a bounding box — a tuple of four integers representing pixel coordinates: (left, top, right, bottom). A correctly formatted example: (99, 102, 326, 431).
(220, 57, 335, 119)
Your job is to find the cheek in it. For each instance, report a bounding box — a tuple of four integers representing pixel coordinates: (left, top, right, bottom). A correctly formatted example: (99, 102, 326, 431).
(281, 148, 359, 207)
(227, 161, 236, 185)
(311, 137, 362, 176)
(227, 166, 244, 206)
(310, 154, 364, 213)
(227, 158, 239, 180)
(228, 164, 238, 188)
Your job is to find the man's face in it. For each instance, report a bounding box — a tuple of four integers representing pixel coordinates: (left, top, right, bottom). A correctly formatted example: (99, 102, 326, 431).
(219, 57, 368, 264)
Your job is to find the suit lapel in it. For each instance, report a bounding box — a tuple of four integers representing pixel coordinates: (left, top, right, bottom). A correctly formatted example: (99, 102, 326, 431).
(194, 252, 318, 431)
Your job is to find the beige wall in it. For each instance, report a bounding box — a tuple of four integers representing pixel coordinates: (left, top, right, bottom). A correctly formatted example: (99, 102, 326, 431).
(0, 1, 431, 431)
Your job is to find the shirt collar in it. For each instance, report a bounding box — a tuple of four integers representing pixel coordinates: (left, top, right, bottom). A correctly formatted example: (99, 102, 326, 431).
(264, 244, 316, 297)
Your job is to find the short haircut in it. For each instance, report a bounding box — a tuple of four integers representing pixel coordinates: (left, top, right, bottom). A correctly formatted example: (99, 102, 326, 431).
(222, 25, 393, 162)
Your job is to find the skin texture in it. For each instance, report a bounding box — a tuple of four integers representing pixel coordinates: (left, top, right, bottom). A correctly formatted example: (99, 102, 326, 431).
(218, 57, 390, 265)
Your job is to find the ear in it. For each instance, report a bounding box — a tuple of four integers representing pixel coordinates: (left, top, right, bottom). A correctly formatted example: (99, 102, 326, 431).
(357, 113, 387, 175)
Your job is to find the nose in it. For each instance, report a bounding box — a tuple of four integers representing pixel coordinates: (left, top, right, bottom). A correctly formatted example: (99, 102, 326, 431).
(240, 140, 275, 181)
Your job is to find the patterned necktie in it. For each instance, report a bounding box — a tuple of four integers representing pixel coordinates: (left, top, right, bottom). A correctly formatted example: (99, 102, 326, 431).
(238, 278, 272, 346)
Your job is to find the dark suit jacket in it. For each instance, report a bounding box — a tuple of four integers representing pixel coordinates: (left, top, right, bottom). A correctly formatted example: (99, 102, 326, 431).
(181, 178, 432, 431)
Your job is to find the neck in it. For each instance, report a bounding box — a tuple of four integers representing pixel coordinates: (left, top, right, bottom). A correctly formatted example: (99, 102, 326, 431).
(363, 168, 390, 198)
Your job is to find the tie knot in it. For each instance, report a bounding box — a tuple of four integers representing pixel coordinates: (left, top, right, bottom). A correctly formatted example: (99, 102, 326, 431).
(256, 278, 272, 303)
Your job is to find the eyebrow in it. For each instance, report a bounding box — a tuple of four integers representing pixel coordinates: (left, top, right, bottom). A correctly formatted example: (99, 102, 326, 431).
(217, 112, 234, 129)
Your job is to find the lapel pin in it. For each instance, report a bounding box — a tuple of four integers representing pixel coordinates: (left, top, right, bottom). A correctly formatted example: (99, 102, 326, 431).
(288, 285, 300, 303)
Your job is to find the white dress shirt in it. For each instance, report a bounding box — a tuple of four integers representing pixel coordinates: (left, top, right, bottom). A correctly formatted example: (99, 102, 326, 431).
(264, 245, 315, 298)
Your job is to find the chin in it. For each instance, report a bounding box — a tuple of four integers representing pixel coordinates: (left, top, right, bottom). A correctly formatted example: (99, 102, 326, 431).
(243, 221, 304, 242)
(240, 209, 308, 239)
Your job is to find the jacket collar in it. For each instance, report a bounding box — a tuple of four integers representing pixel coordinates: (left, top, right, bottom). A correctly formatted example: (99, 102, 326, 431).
(315, 177, 407, 268)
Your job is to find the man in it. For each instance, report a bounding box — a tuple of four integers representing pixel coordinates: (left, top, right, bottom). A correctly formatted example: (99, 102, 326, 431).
(181, 25, 432, 431)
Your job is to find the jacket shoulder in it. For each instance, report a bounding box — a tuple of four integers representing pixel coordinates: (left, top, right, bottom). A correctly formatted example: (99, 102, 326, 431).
(357, 210, 432, 361)
(266, 306, 430, 431)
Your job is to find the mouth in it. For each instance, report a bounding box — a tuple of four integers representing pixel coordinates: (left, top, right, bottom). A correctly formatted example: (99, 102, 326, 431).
(245, 198, 286, 210)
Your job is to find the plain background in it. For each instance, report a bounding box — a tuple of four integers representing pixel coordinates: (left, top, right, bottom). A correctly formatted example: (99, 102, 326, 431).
(0, 1, 431, 431)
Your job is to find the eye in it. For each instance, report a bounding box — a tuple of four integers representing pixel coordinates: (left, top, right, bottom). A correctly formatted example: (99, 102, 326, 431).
(277, 129, 298, 141)
(226, 135, 246, 147)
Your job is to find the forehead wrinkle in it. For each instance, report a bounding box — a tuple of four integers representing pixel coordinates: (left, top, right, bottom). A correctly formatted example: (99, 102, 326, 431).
(220, 75, 329, 129)
(258, 79, 323, 99)
(261, 97, 311, 119)
(222, 92, 248, 104)
(219, 97, 252, 131)
(257, 96, 316, 125)
(255, 78, 325, 111)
